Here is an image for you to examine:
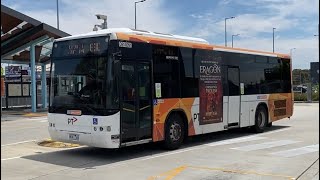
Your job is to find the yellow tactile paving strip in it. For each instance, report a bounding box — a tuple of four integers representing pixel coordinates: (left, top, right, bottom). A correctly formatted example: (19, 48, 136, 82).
(37, 139, 80, 148)
(22, 113, 47, 117)
(147, 165, 296, 180)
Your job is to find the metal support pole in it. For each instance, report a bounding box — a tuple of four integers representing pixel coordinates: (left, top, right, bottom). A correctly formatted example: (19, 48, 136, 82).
(135, 2, 137, 29)
(231, 34, 239, 48)
(224, 17, 235, 47)
(30, 44, 36, 112)
(273, 28, 276, 53)
(232, 35, 234, 48)
(56, 0, 60, 29)
(41, 64, 47, 108)
(225, 19, 227, 47)
(134, 0, 146, 30)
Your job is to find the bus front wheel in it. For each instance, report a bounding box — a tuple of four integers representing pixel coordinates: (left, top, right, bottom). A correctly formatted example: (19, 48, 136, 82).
(253, 106, 267, 133)
(164, 114, 184, 150)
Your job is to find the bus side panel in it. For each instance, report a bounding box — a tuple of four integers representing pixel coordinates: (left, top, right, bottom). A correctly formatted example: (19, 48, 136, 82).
(267, 93, 293, 122)
(153, 98, 199, 142)
(153, 98, 182, 142)
(240, 95, 257, 127)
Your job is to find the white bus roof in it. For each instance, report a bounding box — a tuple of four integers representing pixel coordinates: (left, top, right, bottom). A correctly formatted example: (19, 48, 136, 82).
(55, 28, 209, 44)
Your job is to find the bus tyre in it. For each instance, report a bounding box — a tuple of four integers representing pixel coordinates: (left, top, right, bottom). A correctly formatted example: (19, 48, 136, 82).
(253, 106, 267, 133)
(164, 114, 184, 150)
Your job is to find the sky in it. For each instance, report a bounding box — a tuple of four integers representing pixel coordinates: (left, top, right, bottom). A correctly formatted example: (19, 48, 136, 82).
(2, 0, 319, 69)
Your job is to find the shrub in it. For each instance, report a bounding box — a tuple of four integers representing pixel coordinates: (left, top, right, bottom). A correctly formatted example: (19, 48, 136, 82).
(294, 93, 307, 101)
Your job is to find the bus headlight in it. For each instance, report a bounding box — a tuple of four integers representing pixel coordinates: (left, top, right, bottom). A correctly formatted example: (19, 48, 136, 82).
(107, 126, 111, 132)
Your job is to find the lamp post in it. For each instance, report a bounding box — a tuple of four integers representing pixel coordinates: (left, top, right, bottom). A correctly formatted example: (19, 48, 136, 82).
(314, 34, 319, 58)
(290, 48, 296, 57)
(135, 0, 146, 29)
(225, 16, 235, 47)
(231, 34, 240, 48)
(56, 0, 59, 29)
(272, 27, 276, 52)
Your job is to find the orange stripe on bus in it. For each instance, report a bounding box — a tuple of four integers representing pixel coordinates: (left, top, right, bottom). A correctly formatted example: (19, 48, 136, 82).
(116, 32, 289, 57)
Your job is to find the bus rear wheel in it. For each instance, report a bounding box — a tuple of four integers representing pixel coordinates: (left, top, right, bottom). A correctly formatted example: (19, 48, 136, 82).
(253, 106, 267, 133)
(164, 114, 184, 150)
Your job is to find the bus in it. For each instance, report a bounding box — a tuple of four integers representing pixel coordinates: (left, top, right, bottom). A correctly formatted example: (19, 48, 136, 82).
(48, 28, 293, 149)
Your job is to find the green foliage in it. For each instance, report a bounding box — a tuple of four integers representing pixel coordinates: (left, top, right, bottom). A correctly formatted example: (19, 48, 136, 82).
(312, 92, 319, 101)
(1, 66, 3, 76)
(294, 93, 307, 101)
(294, 86, 319, 101)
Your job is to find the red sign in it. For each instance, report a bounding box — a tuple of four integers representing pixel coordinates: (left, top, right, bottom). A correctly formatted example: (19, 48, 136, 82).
(199, 54, 223, 125)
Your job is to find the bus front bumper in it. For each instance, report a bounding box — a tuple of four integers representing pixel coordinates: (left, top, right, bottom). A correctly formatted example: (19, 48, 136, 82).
(48, 127, 120, 149)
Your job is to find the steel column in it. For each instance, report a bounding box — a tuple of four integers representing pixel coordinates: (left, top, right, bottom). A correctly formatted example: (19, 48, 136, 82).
(41, 64, 47, 108)
(30, 44, 36, 112)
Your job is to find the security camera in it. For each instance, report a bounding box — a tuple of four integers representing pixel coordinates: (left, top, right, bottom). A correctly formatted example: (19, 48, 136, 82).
(96, 14, 107, 20)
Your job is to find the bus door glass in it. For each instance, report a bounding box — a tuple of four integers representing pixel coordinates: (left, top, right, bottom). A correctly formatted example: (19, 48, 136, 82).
(120, 61, 152, 143)
(227, 66, 240, 126)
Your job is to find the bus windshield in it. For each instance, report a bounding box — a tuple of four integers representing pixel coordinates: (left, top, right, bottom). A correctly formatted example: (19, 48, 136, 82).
(49, 38, 119, 115)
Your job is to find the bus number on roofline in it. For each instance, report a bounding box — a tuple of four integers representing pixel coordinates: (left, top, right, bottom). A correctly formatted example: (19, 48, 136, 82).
(119, 41, 132, 48)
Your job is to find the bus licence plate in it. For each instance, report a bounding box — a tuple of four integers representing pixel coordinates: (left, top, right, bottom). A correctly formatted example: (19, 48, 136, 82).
(69, 134, 79, 141)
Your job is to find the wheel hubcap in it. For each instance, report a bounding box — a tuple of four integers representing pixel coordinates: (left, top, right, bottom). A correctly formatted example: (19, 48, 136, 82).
(169, 122, 181, 141)
(258, 111, 266, 128)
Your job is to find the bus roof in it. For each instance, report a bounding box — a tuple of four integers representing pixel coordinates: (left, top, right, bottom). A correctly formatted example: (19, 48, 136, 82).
(55, 28, 290, 59)
(55, 28, 209, 44)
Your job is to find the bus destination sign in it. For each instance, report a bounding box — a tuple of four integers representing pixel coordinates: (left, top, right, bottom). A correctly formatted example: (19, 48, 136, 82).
(52, 37, 109, 57)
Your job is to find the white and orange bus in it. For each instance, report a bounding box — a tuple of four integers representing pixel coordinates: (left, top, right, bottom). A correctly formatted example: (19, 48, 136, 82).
(48, 28, 293, 149)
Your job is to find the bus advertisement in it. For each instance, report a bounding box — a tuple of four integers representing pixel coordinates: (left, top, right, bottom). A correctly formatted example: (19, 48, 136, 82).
(48, 28, 293, 149)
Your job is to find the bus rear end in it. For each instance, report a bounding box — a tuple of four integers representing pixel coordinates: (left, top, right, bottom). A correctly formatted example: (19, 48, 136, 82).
(48, 35, 120, 148)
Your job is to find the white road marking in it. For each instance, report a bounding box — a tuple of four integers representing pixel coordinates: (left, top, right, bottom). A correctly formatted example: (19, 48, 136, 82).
(262, 128, 290, 135)
(205, 136, 267, 147)
(1, 156, 22, 161)
(1, 140, 37, 147)
(0, 128, 291, 162)
(28, 118, 48, 121)
(231, 140, 299, 151)
(270, 144, 319, 157)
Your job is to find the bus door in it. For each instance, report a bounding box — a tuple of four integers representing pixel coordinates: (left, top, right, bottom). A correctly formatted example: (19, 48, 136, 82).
(227, 66, 240, 127)
(120, 61, 152, 144)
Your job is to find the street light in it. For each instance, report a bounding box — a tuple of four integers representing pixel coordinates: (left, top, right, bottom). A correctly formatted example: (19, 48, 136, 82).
(56, 0, 59, 29)
(290, 48, 296, 56)
(314, 34, 319, 54)
(225, 16, 235, 47)
(272, 27, 276, 53)
(135, 0, 147, 29)
(231, 34, 240, 48)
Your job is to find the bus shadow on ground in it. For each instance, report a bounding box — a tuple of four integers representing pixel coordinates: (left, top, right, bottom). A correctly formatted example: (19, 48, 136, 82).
(22, 125, 290, 169)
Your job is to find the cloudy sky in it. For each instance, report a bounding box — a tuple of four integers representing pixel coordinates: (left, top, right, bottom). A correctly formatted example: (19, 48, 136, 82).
(2, 0, 319, 69)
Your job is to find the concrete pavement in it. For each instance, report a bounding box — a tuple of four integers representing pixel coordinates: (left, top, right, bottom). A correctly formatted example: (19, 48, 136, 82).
(1, 103, 319, 180)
